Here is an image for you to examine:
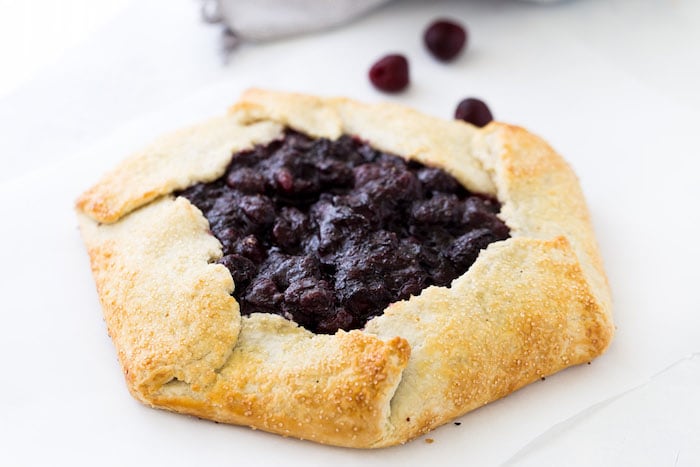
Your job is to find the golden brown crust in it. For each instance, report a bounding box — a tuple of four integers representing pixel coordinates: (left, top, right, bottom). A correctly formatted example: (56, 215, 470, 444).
(76, 89, 613, 448)
(78, 197, 241, 394)
(76, 116, 283, 223)
(152, 316, 410, 447)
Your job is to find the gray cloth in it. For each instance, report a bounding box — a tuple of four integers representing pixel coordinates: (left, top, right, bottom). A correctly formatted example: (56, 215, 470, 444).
(202, 0, 567, 43)
(202, 0, 391, 42)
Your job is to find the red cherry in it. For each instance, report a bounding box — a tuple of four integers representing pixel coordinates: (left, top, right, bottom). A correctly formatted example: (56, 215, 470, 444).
(454, 98, 493, 127)
(424, 19, 467, 62)
(369, 54, 410, 93)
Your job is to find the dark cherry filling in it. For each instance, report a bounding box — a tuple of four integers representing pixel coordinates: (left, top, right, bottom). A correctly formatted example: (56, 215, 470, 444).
(179, 131, 510, 334)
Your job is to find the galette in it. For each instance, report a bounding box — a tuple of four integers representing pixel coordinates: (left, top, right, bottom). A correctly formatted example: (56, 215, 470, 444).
(76, 89, 613, 448)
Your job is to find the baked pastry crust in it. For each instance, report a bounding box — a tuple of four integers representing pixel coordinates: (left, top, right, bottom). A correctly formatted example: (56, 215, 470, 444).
(76, 89, 613, 448)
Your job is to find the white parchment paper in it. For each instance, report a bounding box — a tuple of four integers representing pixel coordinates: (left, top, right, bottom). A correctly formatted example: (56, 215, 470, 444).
(0, 0, 698, 465)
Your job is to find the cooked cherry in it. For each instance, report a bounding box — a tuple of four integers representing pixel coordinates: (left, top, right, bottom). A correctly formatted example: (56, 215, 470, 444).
(179, 131, 509, 334)
(226, 167, 265, 193)
(424, 19, 467, 62)
(368, 54, 410, 93)
(219, 254, 257, 285)
(274, 168, 294, 192)
(455, 98, 493, 127)
(232, 235, 266, 263)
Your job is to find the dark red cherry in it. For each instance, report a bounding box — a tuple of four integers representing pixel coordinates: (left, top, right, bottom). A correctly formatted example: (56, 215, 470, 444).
(424, 19, 467, 62)
(454, 98, 493, 127)
(369, 54, 410, 93)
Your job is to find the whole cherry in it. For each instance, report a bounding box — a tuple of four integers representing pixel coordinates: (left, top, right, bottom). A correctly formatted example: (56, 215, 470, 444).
(454, 98, 493, 127)
(424, 19, 467, 62)
(368, 54, 410, 93)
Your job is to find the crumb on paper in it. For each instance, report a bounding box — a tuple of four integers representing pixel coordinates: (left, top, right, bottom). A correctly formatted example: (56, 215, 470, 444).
(425, 438, 434, 444)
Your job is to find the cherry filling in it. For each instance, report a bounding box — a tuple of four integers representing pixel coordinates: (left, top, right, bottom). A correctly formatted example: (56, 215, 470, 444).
(179, 131, 510, 334)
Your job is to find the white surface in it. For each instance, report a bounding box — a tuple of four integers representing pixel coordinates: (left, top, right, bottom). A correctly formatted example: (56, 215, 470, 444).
(508, 355, 700, 466)
(0, 0, 699, 465)
(0, 0, 131, 99)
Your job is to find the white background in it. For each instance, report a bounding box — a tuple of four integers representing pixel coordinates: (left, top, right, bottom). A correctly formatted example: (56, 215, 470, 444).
(0, 0, 699, 465)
